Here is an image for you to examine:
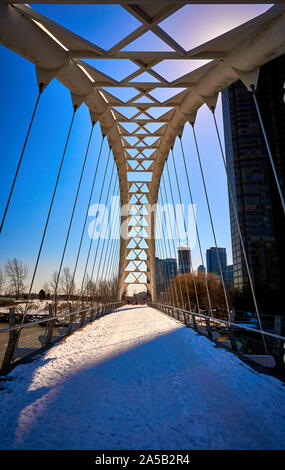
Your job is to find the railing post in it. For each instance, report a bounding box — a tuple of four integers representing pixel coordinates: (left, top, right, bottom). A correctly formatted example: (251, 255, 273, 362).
(206, 308, 213, 339)
(1, 308, 18, 370)
(183, 310, 189, 327)
(45, 304, 55, 347)
(274, 315, 285, 371)
(90, 306, 94, 322)
(192, 305, 198, 331)
(228, 309, 238, 352)
(80, 309, 87, 327)
(67, 303, 74, 335)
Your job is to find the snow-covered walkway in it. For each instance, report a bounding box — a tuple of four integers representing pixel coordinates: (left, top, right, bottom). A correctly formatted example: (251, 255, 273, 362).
(0, 305, 284, 450)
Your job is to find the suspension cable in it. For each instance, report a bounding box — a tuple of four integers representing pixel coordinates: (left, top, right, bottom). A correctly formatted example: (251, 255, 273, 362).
(79, 150, 113, 300)
(108, 234, 120, 300)
(191, 122, 231, 321)
(179, 137, 213, 316)
(160, 173, 183, 307)
(170, 147, 201, 313)
(21, 104, 78, 323)
(67, 135, 105, 303)
(107, 190, 121, 287)
(97, 182, 120, 304)
(102, 198, 120, 285)
(88, 163, 117, 296)
(156, 212, 171, 304)
(160, 173, 183, 306)
(211, 109, 267, 351)
(0, 83, 44, 234)
(165, 156, 193, 311)
(52, 121, 96, 312)
(110, 236, 122, 302)
(155, 198, 175, 306)
(89, 174, 118, 306)
(90, 176, 118, 294)
(250, 85, 285, 215)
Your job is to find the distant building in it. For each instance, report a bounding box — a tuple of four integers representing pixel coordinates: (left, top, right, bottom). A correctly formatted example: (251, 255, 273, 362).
(133, 291, 148, 304)
(155, 257, 165, 295)
(223, 265, 234, 288)
(155, 257, 177, 295)
(164, 258, 177, 281)
(197, 265, 206, 273)
(178, 247, 191, 274)
(206, 247, 227, 276)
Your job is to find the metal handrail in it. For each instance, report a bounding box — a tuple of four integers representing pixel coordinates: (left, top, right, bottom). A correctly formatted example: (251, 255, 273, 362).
(150, 302, 285, 342)
(0, 301, 123, 335)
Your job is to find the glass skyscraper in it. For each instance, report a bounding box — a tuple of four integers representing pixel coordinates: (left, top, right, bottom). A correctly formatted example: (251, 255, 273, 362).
(222, 54, 285, 313)
(178, 247, 191, 274)
(206, 247, 227, 276)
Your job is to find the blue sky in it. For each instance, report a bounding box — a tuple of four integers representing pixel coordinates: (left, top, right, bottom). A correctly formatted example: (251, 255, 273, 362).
(0, 4, 271, 292)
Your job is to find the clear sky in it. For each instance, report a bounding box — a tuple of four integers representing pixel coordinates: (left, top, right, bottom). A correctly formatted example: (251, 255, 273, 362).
(0, 4, 271, 293)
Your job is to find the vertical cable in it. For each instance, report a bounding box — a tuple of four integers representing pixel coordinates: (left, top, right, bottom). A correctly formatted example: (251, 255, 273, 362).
(21, 104, 78, 323)
(191, 122, 231, 321)
(211, 110, 267, 352)
(179, 137, 213, 316)
(165, 157, 192, 311)
(161, 172, 185, 308)
(155, 196, 175, 306)
(89, 176, 118, 306)
(0, 83, 44, 233)
(52, 121, 96, 311)
(170, 147, 201, 313)
(79, 150, 113, 300)
(67, 135, 105, 302)
(89, 163, 117, 291)
(95, 182, 120, 305)
(160, 174, 183, 307)
(251, 85, 285, 215)
(90, 176, 117, 289)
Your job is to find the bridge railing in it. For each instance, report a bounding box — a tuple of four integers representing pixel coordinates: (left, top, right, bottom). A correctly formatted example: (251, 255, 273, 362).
(149, 302, 285, 373)
(0, 301, 124, 375)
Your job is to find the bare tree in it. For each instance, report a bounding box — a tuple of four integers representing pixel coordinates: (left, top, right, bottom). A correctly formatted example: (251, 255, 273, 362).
(43, 281, 51, 296)
(49, 271, 60, 296)
(96, 277, 118, 304)
(84, 274, 96, 300)
(60, 267, 75, 298)
(0, 267, 5, 295)
(5, 258, 28, 299)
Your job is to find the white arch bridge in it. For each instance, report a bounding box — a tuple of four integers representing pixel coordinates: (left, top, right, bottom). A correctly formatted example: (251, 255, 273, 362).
(0, 1, 285, 450)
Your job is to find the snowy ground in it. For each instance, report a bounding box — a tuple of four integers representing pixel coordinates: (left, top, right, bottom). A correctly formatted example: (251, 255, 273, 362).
(0, 305, 284, 450)
(0, 299, 76, 316)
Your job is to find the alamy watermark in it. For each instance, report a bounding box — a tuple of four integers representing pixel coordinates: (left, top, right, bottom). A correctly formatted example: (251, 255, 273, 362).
(88, 196, 197, 249)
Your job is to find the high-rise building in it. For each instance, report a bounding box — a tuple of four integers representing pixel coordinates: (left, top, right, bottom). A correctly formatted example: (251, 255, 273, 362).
(197, 265, 206, 273)
(222, 54, 285, 313)
(206, 247, 227, 276)
(155, 257, 165, 295)
(155, 257, 177, 295)
(164, 258, 177, 282)
(223, 265, 234, 289)
(178, 247, 191, 274)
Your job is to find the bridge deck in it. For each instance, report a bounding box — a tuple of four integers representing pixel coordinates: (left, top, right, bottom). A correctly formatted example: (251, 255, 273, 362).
(0, 305, 284, 450)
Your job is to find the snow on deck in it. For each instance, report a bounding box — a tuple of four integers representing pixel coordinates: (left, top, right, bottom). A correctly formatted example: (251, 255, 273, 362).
(0, 305, 284, 450)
